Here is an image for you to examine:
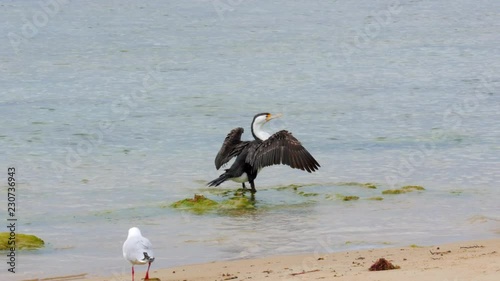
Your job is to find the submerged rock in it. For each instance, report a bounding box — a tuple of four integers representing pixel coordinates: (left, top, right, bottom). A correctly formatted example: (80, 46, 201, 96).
(0, 232, 45, 250)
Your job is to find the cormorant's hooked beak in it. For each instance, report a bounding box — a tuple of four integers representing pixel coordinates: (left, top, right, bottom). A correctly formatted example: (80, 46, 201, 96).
(266, 113, 282, 122)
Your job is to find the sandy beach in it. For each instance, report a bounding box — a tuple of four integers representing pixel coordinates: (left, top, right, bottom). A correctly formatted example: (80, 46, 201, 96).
(64, 238, 499, 281)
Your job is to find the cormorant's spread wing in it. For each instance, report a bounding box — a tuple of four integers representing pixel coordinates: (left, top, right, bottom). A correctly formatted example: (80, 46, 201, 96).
(247, 130, 320, 172)
(214, 127, 250, 169)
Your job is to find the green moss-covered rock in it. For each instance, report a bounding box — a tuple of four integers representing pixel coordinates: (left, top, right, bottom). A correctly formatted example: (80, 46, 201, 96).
(382, 185, 425, 195)
(170, 194, 219, 214)
(0, 232, 44, 250)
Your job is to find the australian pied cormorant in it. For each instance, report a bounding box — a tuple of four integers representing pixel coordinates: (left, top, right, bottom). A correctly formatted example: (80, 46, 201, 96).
(207, 113, 320, 193)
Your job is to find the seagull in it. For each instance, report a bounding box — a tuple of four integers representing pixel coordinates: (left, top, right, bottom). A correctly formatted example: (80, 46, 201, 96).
(122, 227, 155, 281)
(208, 113, 320, 193)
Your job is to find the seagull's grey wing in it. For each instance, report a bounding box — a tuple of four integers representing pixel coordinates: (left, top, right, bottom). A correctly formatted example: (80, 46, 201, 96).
(123, 236, 154, 264)
(247, 130, 320, 172)
(138, 236, 154, 262)
(214, 127, 250, 169)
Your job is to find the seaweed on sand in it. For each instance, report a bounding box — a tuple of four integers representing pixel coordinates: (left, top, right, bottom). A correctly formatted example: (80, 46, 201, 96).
(369, 258, 400, 271)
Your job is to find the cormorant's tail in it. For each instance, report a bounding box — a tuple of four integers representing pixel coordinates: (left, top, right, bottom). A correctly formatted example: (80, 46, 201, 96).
(207, 172, 230, 187)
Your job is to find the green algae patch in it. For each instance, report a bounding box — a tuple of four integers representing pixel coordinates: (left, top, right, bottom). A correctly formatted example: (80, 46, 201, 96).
(341, 195, 360, 201)
(276, 183, 301, 191)
(450, 190, 463, 195)
(382, 189, 405, 195)
(296, 191, 319, 197)
(170, 194, 258, 215)
(275, 183, 317, 191)
(170, 194, 219, 214)
(201, 187, 251, 198)
(0, 232, 44, 250)
(274, 183, 321, 198)
(326, 194, 360, 201)
(402, 185, 425, 191)
(382, 185, 425, 195)
(338, 182, 377, 189)
(363, 183, 377, 189)
(367, 196, 384, 201)
(93, 210, 113, 216)
(220, 197, 255, 210)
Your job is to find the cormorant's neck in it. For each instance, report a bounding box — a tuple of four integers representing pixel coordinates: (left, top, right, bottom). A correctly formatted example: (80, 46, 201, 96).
(251, 120, 271, 141)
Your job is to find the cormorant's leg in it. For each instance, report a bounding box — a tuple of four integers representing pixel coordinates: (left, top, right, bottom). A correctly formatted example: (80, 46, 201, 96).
(249, 180, 257, 194)
(242, 182, 246, 189)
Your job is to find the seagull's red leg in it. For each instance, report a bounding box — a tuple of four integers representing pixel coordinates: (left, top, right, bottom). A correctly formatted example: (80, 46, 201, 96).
(144, 261, 151, 280)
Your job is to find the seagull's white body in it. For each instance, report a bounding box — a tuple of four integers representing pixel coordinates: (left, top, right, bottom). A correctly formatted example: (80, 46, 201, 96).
(123, 227, 154, 281)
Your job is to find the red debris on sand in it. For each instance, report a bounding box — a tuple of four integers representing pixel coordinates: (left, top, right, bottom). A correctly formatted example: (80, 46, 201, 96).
(369, 258, 400, 271)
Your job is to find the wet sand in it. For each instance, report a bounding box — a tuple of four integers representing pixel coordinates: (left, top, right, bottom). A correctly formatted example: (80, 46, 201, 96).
(77, 238, 499, 281)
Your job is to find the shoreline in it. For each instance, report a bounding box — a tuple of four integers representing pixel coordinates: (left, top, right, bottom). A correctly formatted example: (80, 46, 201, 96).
(71, 238, 500, 281)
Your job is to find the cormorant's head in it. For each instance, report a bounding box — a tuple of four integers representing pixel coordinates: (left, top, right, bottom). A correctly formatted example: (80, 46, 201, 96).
(252, 112, 282, 127)
(251, 113, 282, 141)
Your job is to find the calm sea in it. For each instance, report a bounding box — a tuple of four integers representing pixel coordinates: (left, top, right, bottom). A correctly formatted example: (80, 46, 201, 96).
(1, 0, 499, 279)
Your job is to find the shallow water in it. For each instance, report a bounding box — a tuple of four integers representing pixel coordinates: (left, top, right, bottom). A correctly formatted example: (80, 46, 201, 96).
(1, 0, 499, 279)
